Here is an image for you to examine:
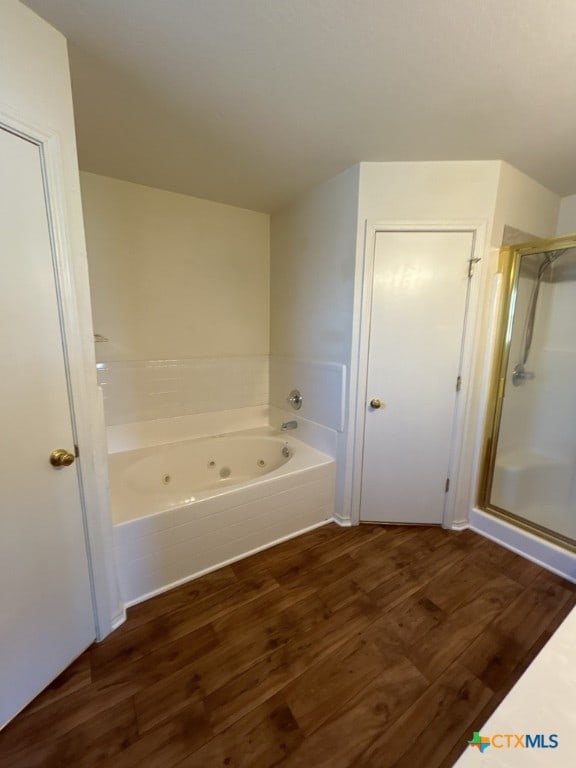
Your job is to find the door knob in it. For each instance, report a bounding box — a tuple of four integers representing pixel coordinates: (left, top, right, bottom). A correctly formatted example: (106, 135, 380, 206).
(49, 448, 75, 467)
(369, 398, 383, 409)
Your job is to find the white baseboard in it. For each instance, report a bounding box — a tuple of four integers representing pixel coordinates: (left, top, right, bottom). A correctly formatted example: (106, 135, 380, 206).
(110, 609, 127, 632)
(449, 520, 470, 531)
(334, 514, 353, 527)
(471, 508, 576, 584)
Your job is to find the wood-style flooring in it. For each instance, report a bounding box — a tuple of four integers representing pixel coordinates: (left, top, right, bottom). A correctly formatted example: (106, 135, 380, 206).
(1, 523, 575, 767)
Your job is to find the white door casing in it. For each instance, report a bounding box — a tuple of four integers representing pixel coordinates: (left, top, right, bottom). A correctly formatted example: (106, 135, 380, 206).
(0, 126, 95, 727)
(357, 226, 484, 525)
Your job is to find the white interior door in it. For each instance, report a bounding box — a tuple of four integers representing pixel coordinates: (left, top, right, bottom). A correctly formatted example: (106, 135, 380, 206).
(360, 230, 474, 524)
(0, 127, 95, 728)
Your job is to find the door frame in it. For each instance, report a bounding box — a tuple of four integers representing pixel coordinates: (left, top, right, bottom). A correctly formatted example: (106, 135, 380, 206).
(0, 107, 123, 639)
(350, 220, 488, 528)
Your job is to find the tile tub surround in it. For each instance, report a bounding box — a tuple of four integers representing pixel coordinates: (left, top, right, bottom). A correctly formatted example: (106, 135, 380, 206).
(112, 432, 335, 605)
(106, 406, 270, 453)
(269, 356, 346, 432)
(97, 356, 269, 426)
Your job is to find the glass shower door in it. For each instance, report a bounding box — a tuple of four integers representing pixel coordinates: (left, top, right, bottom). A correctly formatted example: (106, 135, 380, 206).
(483, 239, 576, 548)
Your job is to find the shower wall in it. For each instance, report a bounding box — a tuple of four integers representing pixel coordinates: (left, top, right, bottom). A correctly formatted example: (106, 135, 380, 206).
(81, 172, 270, 425)
(495, 269, 553, 458)
(532, 275, 576, 462)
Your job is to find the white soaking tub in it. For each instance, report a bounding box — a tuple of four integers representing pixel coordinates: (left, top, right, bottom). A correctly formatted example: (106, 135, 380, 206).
(110, 427, 335, 605)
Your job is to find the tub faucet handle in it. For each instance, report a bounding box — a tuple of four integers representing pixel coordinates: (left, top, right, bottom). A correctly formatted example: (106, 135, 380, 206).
(287, 389, 303, 410)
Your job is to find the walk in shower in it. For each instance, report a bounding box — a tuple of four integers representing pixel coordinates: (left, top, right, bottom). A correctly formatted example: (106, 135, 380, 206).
(480, 235, 576, 550)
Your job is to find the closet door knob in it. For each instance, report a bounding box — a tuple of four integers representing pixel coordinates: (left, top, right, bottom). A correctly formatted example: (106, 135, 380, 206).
(369, 398, 383, 409)
(49, 448, 75, 467)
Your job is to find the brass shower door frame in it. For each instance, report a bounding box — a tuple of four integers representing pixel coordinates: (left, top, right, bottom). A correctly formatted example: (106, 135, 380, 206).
(478, 232, 576, 551)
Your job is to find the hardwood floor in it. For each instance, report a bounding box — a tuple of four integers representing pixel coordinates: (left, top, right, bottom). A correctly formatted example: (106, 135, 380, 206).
(1, 523, 574, 767)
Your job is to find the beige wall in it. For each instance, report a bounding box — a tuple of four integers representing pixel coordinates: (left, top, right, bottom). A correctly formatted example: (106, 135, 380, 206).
(358, 161, 500, 237)
(81, 172, 270, 362)
(556, 194, 576, 235)
(269, 165, 360, 522)
(270, 165, 360, 365)
(493, 162, 559, 245)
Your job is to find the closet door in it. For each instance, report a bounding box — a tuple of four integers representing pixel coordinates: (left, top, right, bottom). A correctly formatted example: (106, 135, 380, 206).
(0, 126, 95, 728)
(360, 230, 474, 524)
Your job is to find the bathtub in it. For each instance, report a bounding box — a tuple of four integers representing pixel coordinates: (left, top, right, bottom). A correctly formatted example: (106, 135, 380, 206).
(110, 427, 335, 605)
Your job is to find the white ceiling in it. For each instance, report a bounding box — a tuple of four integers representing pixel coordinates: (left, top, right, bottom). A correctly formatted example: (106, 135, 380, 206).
(23, 0, 576, 212)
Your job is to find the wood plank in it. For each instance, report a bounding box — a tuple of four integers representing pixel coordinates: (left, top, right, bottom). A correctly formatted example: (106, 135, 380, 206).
(174, 694, 304, 768)
(420, 558, 499, 614)
(461, 570, 575, 691)
(233, 522, 393, 584)
(90, 619, 218, 682)
(273, 551, 359, 592)
(2, 523, 573, 768)
(117, 565, 239, 634)
(284, 635, 409, 735)
(90, 573, 276, 679)
(204, 594, 380, 732)
(401, 574, 525, 681)
(365, 541, 467, 614)
(102, 699, 212, 768)
(358, 662, 493, 768)
(90, 623, 218, 690)
(195, 592, 332, 699)
(464, 536, 546, 587)
(134, 670, 203, 735)
(0, 677, 139, 761)
(23, 651, 92, 716)
(278, 655, 428, 767)
(1, 699, 138, 768)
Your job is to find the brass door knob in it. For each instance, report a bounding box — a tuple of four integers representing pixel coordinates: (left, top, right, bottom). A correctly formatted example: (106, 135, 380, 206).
(49, 448, 75, 467)
(369, 398, 383, 409)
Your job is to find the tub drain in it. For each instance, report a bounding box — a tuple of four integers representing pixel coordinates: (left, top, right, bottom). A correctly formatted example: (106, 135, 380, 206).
(162, 474, 171, 485)
(257, 459, 266, 468)
(219, 466, 231, 479)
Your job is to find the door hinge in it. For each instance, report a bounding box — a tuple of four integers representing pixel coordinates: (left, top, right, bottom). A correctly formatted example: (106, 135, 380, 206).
(468, 257, 482, 278)
(456, 375, 462, 392)
(445, 477, 450, 493)
(74, 444, 80, 458)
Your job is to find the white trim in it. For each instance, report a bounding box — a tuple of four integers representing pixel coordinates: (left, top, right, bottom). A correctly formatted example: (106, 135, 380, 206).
(471, 508, 576, 583)
(450, 520, 470, 531)
(348, 220, 489, 527)
(334, 514, 353, 527)
(463, 264, 504, 519)
(0, 107, 122, 639)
